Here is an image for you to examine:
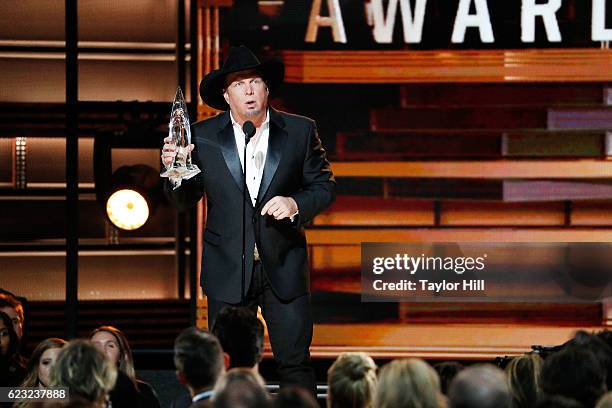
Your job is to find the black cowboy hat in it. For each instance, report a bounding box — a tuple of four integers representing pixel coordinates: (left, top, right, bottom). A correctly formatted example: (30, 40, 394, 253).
(199, 45, 284, 110)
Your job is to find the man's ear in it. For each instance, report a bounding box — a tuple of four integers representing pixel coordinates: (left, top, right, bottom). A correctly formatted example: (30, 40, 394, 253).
(223, 91, 229, 104)
(223, 352, 230, 370)
(176, 370, 188, 385)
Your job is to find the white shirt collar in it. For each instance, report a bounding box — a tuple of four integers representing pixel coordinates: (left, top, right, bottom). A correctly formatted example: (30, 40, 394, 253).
(192, 390, 214, 402)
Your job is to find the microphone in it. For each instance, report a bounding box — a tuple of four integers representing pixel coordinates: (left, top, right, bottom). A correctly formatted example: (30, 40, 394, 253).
(243, 121, 256, 143)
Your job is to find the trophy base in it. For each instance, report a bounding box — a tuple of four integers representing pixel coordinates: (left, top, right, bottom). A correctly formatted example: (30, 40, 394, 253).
(160, 165, 201, 185)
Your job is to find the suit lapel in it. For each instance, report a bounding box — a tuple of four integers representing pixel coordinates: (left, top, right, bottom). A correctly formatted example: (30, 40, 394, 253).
(257, 108, 287, 206)
(218, 112, 244, 194)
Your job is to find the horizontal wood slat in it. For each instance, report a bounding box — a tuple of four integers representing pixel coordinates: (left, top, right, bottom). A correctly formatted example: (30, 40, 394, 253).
(572, 201, 612, 226)
(399, 84, 606, 107)
(305, 323, 604, 359)
(332, 160, 612, 179)
(282, 49, 612, 83)
(440, 202, 566, 226)
(370, 107, 547, 130)
(548, 107, 612, 130)
(313, 197, 434, 226)
(305, 228, 612, 245)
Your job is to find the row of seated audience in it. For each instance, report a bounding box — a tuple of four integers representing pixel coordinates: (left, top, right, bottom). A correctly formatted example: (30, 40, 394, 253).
(4, 289, 612, 407)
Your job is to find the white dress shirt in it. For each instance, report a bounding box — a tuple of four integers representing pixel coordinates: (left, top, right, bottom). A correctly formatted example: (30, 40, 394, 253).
(231, 110, 270, 207)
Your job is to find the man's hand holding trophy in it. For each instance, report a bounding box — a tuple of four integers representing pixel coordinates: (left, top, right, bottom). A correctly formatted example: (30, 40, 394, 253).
(160, 87, 200, 189)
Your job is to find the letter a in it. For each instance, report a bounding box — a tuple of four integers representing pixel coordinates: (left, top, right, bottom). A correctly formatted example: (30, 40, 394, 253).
(451, 0, 494, 43)
(305, 0, 347, 43)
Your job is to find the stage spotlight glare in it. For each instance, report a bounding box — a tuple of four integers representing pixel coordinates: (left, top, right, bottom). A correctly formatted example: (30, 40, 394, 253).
(106, 189, 150, 230)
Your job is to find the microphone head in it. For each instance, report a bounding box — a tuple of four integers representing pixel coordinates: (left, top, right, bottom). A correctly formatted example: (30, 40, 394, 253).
(242, 121, 256, 141)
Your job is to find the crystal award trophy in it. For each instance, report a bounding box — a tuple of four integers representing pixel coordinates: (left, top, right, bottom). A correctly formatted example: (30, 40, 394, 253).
(160, 87, 200, 188)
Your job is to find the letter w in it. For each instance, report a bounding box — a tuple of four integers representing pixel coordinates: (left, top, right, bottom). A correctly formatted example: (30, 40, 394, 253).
(370, 0, 428, 43)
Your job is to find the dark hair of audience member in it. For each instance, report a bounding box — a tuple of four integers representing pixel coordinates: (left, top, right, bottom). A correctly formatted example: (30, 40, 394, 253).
(211, 306, 264, 369)
(433, 361, 464, 396)
(374, 358, 443, 408)
(535, 395, 585, 408)
(272, 386, 318, 408)
(570, 331, 612, 390)
(90, 326, 160, 408)
(0, 310, 26, 386)
(212, 368, 270, 408)
(49, 339, 117, 407)
(448, 364, 511, 408)
(327, 352, 377, 408)
(540, 345, 606, 408)
(174, 327, 225, 391)
(0, 292, 25, 328)
(505, 353, 543, 408)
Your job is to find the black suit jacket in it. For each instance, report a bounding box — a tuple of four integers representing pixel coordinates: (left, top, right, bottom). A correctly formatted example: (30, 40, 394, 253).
(166, 108, 335, 303)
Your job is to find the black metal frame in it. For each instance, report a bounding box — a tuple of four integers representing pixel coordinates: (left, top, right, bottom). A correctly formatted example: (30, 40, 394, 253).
(65, 0, 78, 340)
(188, 0, 200, 326)
(63, 0, 201, 335)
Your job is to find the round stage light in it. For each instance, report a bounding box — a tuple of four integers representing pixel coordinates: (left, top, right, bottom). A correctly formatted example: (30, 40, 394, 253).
(106, 189, 150, 230)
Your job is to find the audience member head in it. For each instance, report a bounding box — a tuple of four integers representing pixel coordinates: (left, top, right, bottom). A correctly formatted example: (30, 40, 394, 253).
(211, 306, 264, 369)
(174, 327, 226, 395)
(505, 353, 543, 408)
(0, 292, 24, 339)
(327, 352, 377, 408)
(536, 395, 585, 408)
(212, 367, 269, 408)
(570, 330, 612, 390)
(49, 339, 117, 407)
(90, 326, 136, 380)
(374, 358, 443, 408)
(540, 345, 606, 408)
(448, 364, 511, 408)
(22, 338, 66, 388)
(433, 361, 464, 396)
(273, 386, 318, 408)
(597, 330, 612, 351)
(0, 311, 17, 358)
(0, 310, 26, 386)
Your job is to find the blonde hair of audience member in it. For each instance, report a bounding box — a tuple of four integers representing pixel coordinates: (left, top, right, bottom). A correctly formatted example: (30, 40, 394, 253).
(597, 392, 612, 408)
(49, 339, 117, 407)
(21, 338, 67, 388)
(90, 325, 136, 381)
(14, 338, 67, 408)
(212, 367, 269, 407)
(505, 353, 543, 408)
(327, 352, 377, 408)
(374, 358, 444, 408)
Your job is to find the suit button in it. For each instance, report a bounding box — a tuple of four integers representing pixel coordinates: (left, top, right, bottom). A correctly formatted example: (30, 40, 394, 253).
(252, 216, 257, 224)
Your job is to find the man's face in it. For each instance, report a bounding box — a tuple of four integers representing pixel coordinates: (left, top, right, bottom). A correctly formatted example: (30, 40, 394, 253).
(223, 70, 269, 123)
(0, 306, 22, 339)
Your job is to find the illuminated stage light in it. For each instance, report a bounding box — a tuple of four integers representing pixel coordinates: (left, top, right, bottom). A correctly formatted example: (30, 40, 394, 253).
(106, 188, 150, 230)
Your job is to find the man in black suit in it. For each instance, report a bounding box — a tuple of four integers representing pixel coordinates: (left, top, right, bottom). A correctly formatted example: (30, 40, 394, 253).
(162, 46, 335, 395)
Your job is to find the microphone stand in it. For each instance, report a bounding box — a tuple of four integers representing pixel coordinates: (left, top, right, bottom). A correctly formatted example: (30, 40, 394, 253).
(241, 122, 255, 306)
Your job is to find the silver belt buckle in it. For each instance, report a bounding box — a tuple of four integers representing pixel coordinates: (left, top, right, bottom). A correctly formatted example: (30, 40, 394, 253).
(254, 244, 260, 261)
